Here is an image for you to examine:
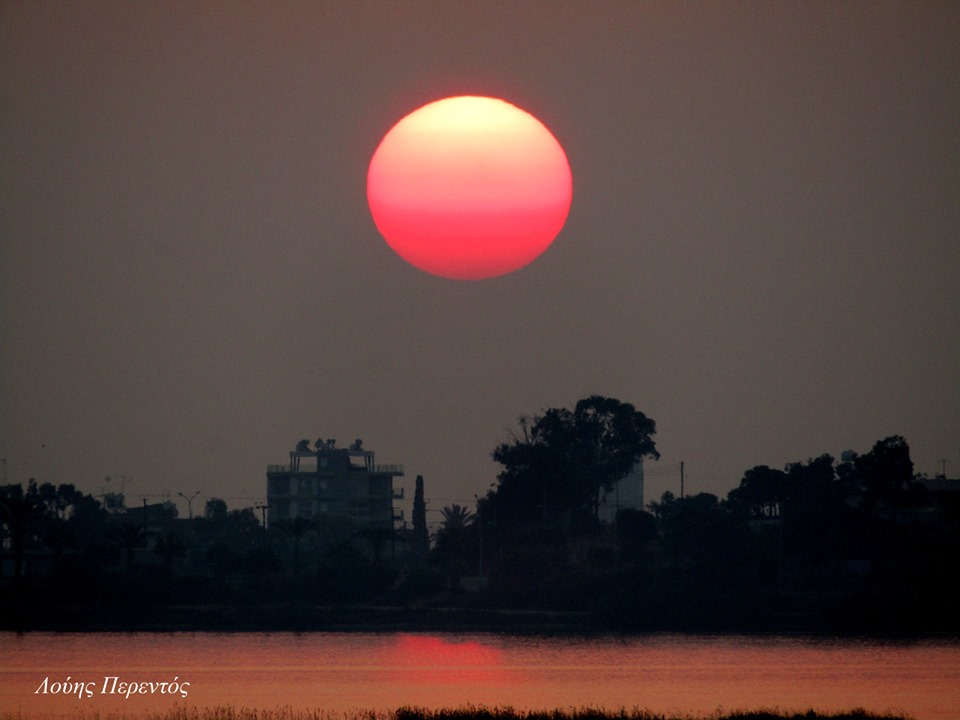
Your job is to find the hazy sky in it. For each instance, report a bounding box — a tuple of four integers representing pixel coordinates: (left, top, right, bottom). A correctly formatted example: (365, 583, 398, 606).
(2, 2, 958, 519)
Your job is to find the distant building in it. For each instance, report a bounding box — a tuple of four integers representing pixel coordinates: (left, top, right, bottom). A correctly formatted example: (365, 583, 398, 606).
(916, 476, 960, 495)
(598, 459, 644, 522)
(266, 438, 404, 528)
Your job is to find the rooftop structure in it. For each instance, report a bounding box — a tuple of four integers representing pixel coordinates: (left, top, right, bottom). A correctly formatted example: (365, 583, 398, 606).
(266, 438, 404, 528)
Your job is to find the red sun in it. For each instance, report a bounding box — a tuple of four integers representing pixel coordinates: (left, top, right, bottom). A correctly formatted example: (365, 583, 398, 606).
(367, 96, 572, 280)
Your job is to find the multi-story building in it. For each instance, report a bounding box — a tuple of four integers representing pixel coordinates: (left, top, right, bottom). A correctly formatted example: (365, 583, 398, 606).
(597, 458, 644, 522)
(266, 438, 404, 528)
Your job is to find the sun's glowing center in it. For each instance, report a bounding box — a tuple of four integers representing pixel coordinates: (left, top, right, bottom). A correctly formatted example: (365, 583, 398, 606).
(367, 96, 572, 280)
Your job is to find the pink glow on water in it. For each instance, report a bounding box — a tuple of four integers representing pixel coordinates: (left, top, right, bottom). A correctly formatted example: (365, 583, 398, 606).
(2, 632, 959, 720)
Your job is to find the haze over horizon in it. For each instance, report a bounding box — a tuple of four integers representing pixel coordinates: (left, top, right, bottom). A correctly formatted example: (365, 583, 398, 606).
(2, 2, 958, 518)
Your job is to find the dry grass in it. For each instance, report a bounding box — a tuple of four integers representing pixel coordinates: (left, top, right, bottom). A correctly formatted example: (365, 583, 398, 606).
(1, 706, 913, 720)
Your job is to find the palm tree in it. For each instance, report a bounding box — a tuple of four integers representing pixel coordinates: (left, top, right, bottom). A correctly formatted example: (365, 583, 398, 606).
(433, 504, 475, 589)
(275, 516, 314, 575)
(439, 503, 473, 531)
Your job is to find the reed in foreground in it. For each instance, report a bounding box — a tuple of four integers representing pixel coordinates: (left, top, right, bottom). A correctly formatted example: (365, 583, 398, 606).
(2, 707, 914, 720)
(394, 707, 911, 720)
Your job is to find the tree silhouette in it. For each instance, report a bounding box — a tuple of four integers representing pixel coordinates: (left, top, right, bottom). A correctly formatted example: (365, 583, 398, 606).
(412, 475, 429, 559)
(112, 522, 146, 573)
(0, 481, 43, 580)
(432, 504, 475, 588)
(491, 395, 659, 527)
(154, 532, 186, 569)
(856, 435, 916, 507)
(36, 482, 83, 520)
(360, 524, 396, 564)
(204, 497, 228, 521)
(615, 507, 658, 561)
(728, 465, 788, 518)
(316, 538, 375, 602)
(42, 516, 76, 570)
(275, 516, 314, 575)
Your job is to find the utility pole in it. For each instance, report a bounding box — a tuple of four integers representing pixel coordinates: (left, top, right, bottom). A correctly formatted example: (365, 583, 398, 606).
(939, 459, 949, 479)
(140, 495, 149, 533)
(178, 490, 200, 520)
(254, 503, 270, 546)
(680, 461, 685, 498)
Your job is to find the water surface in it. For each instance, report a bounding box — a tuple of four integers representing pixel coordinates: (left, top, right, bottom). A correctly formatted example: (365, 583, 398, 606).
(2, 632, 958, 719)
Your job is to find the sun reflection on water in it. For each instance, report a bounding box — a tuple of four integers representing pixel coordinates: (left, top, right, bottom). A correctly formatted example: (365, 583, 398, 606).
(2, 632, 959, 720)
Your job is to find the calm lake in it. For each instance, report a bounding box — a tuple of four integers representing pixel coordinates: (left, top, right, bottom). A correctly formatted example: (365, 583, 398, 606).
(2, 632, 959, 720)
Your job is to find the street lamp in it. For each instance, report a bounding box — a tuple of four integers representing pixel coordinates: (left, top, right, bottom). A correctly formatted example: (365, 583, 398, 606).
(178, 490, 200, 520)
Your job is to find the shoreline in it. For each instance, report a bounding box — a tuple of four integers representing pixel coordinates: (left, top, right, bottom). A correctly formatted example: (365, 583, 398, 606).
(3, 602, 957, 638)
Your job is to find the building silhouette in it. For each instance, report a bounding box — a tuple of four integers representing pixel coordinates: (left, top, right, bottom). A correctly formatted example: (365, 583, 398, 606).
(266, 438, 404, 528)
(597, 459, 644, 522)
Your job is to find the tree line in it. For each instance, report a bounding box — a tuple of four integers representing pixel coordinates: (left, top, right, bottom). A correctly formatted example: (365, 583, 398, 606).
(1, 395, 957, 632)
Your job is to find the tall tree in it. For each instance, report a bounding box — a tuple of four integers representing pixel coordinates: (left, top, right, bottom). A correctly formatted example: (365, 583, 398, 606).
(435, 504, 473, 547)
(36, 482, 83, 520)
(412, 475, 429, 559)
(204, 497, 228, 521)
(728, 465, 788, 518)
(433, 504, 475, 588)
(855, 435, 916, 507)
(0, 481, 43, 580)
(490, 395, 659, 526)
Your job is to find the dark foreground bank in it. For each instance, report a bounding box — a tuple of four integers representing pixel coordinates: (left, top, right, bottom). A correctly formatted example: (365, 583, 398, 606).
(0, 707, 914, 720)
(6, 600, 954, 636)
(1, 601, 599, 633)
